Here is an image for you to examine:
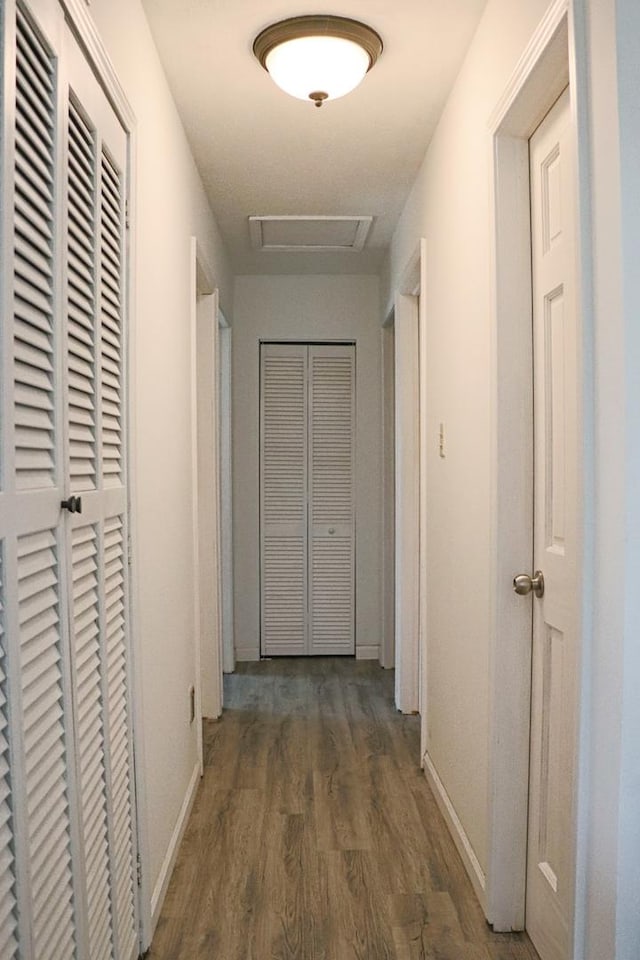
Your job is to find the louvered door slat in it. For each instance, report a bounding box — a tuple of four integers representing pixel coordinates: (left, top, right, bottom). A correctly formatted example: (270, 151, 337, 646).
(67, 100, 97, 493)
(311, 539, 353, 648)
(100, 151, 124, 488)
(17, 531, 77, 959)
(308, 347, 355, 655)
(103, 517, 137, 959)
(260, 347, 308, 655)
(0, 555, 19, 960)
(15, 114, 54, 180)
(16, 214, 52, 262)
(15, 235, 53, 282)
(15, 196, 52, 248)
(71, 525, 113, 960)
(14, 6, 57, 492)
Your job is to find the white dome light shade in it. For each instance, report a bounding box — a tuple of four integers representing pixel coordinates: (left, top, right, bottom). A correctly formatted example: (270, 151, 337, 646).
(265, 36, 371, 103)
(253, 16, 383, 108)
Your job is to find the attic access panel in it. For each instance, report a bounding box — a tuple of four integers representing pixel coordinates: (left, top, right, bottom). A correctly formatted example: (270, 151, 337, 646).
(249, 215, 373, 252)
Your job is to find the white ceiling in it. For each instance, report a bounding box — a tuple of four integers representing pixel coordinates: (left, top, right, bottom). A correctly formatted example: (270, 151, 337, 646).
(141, 0, 489, 275)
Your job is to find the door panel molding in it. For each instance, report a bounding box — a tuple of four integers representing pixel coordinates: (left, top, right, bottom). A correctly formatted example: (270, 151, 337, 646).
(527, 87, 579, 960)
(393, 239, 426, 721)
(487, 0, 590, 939)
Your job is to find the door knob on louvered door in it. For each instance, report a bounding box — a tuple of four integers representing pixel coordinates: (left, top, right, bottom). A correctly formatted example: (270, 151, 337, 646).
(61, 495, 83, 514)
(513, 570, 544, 598)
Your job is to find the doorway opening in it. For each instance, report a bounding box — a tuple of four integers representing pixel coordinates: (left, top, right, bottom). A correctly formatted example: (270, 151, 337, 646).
(392, 240, 427, 739)
(191, 241, 225, 740)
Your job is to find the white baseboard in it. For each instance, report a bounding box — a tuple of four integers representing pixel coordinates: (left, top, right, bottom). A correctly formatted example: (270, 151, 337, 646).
(356, 644, 379, 660)
(423, 752, 487, 912)
(235, 646, 380, 662)
(235, 646, 260, 662)
(150, 762, 201, 935)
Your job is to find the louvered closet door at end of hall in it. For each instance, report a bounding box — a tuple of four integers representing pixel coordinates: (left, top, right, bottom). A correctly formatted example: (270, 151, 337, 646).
(260, 345, 308, 655)
(0, 4, 138, 959)
(308, 345, 355, 655)
(260, 343, 355, 657)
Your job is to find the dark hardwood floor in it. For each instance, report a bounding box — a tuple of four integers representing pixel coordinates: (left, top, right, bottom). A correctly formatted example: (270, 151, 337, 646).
(150, 658, 539, 959)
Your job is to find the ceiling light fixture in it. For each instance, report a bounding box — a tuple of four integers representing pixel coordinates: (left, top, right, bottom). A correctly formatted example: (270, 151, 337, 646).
(253, 15, 383, 108)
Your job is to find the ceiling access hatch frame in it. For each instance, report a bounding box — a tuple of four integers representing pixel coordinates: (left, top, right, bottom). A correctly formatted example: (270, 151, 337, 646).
(249, 214, 373, 252)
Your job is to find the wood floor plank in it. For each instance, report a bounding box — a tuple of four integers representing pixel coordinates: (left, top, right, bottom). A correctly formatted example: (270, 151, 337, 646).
(326, 849, 395, 960)
(149, 659, 539, 960)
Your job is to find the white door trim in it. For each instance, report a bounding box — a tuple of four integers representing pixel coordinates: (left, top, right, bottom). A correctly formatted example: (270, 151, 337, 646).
(486, 0, 593, 936)
(218, 314, 235, 674)
(190, 239, 204, 773)
(394, 240, 427, 719)
(380, 320, 395, 671)
(191, 239, 224, 729)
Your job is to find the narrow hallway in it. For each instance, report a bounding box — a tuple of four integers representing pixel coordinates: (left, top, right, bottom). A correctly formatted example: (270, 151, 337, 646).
(149, 660, 539, 959)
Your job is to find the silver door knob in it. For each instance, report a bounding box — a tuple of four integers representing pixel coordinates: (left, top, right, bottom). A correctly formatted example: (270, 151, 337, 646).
(513, 570, 544, 598)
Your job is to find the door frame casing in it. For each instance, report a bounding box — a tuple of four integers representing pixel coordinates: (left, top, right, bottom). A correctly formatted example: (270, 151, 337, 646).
(486, 0, 590, 936)
(380, 320, 395, 671)
(191, 239, 224, 728)
(218, 313, 235, 674)
(392, 240, 427, 720)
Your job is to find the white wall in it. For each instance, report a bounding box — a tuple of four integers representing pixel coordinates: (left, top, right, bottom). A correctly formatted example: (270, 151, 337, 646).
(87, 0, 232, 934)
(387, 0, 640, 953)
(232, 275, 382, 662)
(387, 0, 552, 878)
(611, 5, 640, 952)
(575, 1, 640, 956)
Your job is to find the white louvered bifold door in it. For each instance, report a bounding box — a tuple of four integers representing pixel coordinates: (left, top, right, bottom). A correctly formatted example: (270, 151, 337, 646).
(0, 3, 139, 958)
(260, 344, 355, 656)
(62, 24, 138, 960)
(1, 5, 81, 957)
(260, 344, 308, 655)
(308, 346, 355, 655)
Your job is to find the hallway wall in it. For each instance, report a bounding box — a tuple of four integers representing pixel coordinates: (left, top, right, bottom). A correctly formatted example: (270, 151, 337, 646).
(577, 1, 640, 955)
(385, 0, 552, 886)
(232, 275, 382, 662)
(88, 0, 232, 933)
(386, 1, 640, 954)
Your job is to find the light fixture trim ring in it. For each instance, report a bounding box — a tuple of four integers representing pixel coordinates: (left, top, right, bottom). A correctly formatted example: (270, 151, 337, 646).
(253, 15, 383, 72)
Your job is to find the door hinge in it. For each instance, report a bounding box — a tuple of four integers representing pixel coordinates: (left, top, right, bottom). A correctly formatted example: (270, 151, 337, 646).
(127, 533, 133, 567)
(125, 198, 131, 231)
(136, 852, 142, 887)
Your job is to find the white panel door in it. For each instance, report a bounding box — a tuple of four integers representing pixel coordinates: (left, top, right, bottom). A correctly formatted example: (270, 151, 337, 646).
(526, 87, 578, 960)
(0, 3, 138, 957)
(308, 346, 355, 655)
(260, 343, 355, 656)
